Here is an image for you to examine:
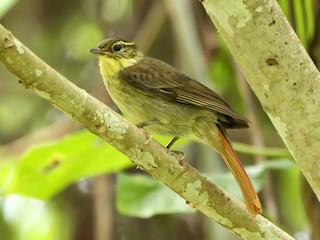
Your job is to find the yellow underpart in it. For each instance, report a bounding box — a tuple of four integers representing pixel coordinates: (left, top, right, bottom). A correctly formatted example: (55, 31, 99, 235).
(98, 55, 138, 80)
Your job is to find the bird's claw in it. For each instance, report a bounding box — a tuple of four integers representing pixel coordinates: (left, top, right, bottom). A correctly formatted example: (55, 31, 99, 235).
(144, 132, 153, 145)
(170, 150, 185, 160)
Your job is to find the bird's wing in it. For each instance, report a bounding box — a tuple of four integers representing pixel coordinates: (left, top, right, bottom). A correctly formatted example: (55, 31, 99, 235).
(119, 57, 248, 128)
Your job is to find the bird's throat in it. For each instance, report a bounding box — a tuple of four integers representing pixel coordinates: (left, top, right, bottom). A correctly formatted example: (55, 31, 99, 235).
(98, 56, 138, 80)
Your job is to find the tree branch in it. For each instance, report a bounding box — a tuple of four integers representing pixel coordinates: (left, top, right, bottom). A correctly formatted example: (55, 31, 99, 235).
(0, 24, 292, 239)
(201, 0, 320, 202)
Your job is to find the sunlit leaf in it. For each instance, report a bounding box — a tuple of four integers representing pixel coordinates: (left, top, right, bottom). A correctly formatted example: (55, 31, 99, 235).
(0, 131, 189, 199)
(0, 131, 132, 198)
(0, 0, 18, 19)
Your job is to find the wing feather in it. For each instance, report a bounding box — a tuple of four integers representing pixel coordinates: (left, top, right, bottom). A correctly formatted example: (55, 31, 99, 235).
(119, 57, 248, 128)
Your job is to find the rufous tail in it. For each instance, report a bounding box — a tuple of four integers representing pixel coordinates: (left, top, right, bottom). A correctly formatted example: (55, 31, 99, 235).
(217, 126, 262, 216)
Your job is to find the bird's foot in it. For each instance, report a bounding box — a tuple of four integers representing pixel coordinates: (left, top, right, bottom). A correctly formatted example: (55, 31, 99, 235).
(169, 150, 185, 160)
(144, 133, 153, 145)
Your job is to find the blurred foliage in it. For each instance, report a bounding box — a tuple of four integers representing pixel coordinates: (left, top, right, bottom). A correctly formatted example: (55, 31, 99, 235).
(0, 131, 131, 198)
(0, 0, 318, 239)
(0, 0, 18, 18)
(116, 160, 294, 218)
(116, 173, 196, 218)
(275, 164, 308, 232)
(0, 131, 186, 199)
(278, 0, 315, 47)
(1, 196, 72, 240)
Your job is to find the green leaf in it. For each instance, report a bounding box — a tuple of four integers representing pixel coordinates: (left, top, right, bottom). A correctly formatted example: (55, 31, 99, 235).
(0, 0, 18, 19)
(0, 131, 133, 198)
(116, 159, 294, 218)
(116, 173, 195, 218)
(0, 131, 189, 199)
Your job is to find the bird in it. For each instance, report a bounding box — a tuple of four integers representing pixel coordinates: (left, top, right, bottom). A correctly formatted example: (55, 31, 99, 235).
(89, 37, 262, 215)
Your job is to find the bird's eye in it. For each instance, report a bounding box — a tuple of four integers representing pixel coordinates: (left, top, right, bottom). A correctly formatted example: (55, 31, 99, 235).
(113, 44, 123, 52)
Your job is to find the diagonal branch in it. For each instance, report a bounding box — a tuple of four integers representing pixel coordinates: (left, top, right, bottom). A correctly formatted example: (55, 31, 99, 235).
(0, 24, 292, 239)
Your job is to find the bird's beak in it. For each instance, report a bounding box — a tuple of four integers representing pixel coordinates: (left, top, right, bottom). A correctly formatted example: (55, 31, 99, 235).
(89, 48, 104, 55)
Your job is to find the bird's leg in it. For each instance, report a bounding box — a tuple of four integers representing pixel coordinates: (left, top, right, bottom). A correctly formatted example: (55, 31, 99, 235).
(135, 120, 159, 145)
(165, 137, 180, 149)
(136, 121, 184, 160)
(166, 137, 184, 160)
(169, 150, 185, 160)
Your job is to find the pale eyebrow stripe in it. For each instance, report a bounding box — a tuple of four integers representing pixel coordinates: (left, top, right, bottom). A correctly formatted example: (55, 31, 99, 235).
(119, 41, 135, 46)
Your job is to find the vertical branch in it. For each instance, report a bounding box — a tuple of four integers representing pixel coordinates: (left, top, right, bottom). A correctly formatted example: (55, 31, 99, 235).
(93, 175, 113, 240)
(201, 0, 320, 202)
